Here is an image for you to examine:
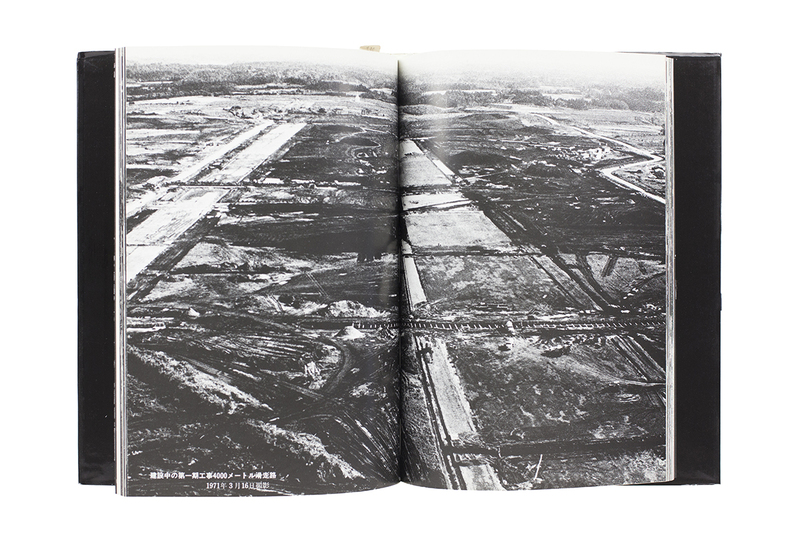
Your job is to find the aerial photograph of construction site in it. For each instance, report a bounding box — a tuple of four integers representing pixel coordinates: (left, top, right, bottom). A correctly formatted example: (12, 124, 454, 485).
(121, 47, 402, 495)
(120, 47, 670, 495)
(397, 51, 670, 490)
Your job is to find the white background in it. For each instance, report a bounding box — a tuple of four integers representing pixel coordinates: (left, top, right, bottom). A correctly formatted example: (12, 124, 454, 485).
(0, 1, 794, 531)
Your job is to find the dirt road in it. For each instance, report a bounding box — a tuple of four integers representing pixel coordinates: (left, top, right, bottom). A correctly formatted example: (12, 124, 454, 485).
(513, 106, 666, 205)
(125, 122, 307, 284)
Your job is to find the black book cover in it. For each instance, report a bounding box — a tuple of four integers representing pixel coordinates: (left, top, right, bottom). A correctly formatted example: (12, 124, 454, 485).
(77, 51, 116, 485)
(667, 54, 721, 484)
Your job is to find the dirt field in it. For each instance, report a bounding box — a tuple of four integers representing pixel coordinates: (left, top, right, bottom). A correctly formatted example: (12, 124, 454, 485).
(414, 255, 575, 317)
(444, 329, 666, 444)
(405, 208, 513, 251)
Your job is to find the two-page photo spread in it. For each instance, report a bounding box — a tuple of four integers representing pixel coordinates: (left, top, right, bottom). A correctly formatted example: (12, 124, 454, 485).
(116, 47, 671, 495)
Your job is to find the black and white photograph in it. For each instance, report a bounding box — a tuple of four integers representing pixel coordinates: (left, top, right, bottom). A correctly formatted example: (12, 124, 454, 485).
(397, 51, 670, 490)
(120, 46, 402, 495)
(117, 47, 672, 495)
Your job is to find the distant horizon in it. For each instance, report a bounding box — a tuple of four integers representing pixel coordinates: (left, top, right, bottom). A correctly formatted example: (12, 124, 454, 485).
(400, 50, 667, 89)
(125, 47, 665, 89)
(126, 45, 398, 75)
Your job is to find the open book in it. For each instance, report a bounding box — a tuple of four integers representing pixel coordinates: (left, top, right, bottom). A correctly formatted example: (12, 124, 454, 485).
(79, 46, 717, 495)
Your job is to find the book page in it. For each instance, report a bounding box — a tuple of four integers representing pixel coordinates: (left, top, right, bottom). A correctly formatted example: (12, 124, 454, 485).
(397, 50, 671, 490)
(117, 46, 401, 495)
